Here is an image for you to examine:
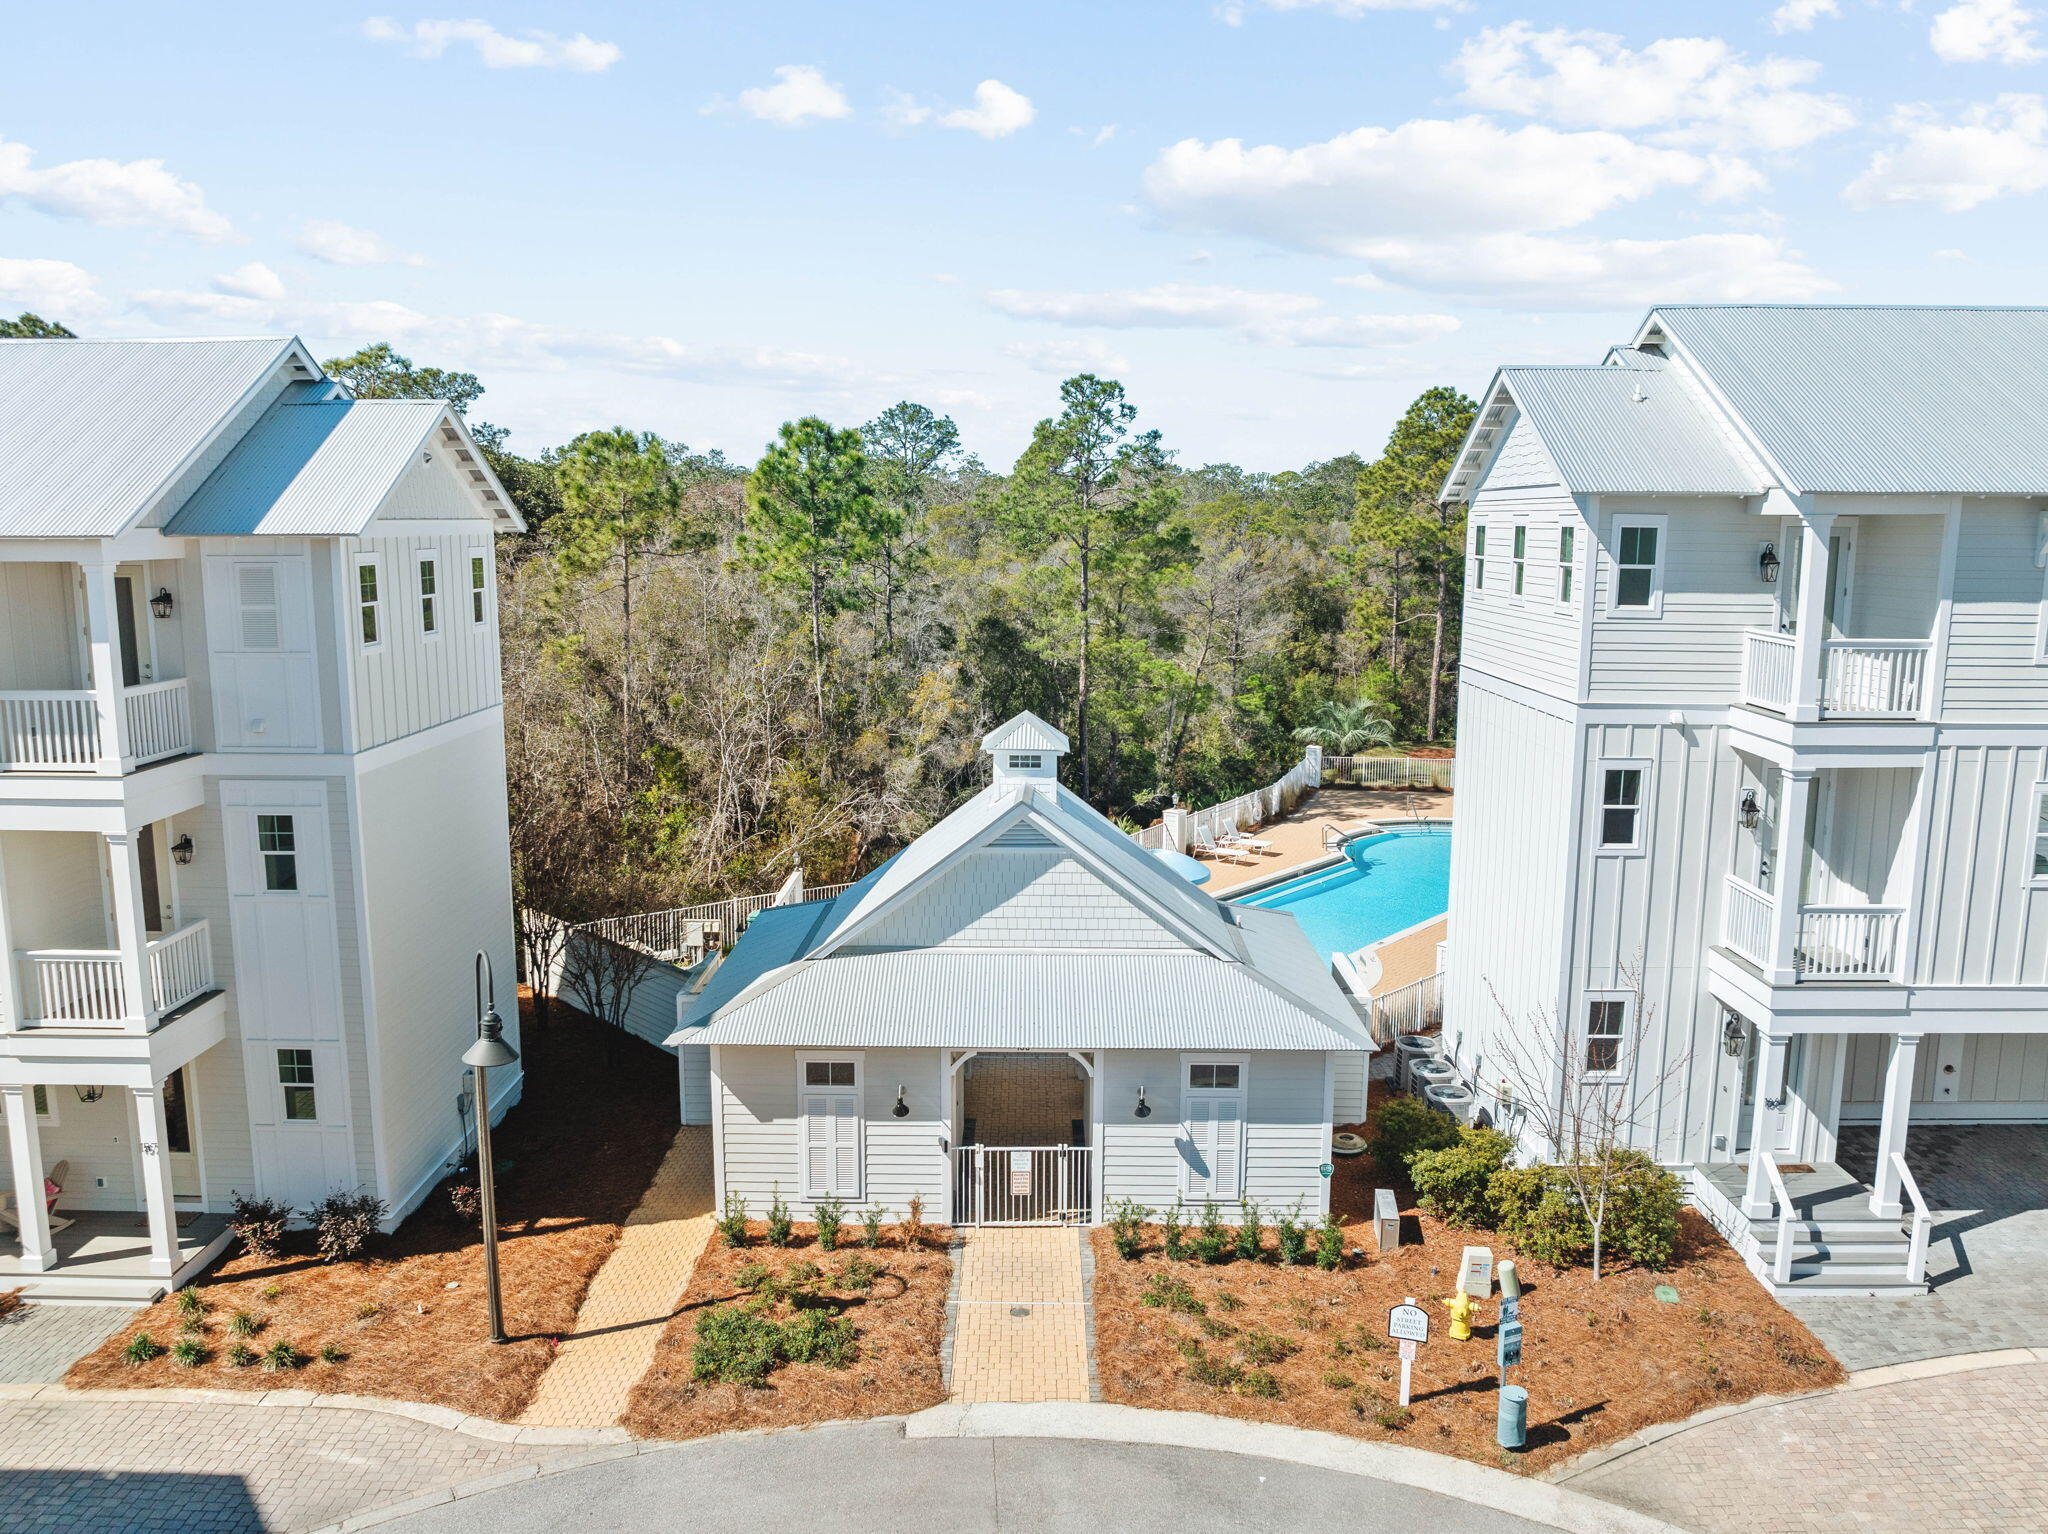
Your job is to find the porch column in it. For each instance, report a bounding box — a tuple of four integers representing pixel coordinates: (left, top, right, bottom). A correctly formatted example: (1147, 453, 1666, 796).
(1788, 512, 1835, 722)
(0, 839, 20, 1030)
(79, 561, 132, 775)
(132, 1084, 180, 1277)
(1768, 769, 1816, 986)
(104, 832, 154, 1026)
(1741, 1031, 1793, 1218)
(1869, 1032, 1922, 1219)
(2, 1084, 53, 1271)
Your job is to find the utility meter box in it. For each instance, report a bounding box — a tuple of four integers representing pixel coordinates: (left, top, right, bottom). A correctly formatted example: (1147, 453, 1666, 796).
(1373, 1188, 1400, 1252)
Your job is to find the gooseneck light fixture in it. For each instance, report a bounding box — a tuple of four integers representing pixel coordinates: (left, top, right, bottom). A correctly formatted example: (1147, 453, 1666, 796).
(1134, 1086, 1151, 1119)
(891, 1086, 910, 1118)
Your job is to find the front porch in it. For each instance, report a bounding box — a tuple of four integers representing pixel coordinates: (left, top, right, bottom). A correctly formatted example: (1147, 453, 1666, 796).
(0, 1209, 231, 1303)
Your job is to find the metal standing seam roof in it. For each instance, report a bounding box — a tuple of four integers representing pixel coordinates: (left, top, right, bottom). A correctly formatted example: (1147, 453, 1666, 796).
(1498, 362, 1768, 497)
(1648, 305, 2048, 496)
(0, 336, 298, 537)
(981, 711, 1070, 753)
(163, 394, 455, 536)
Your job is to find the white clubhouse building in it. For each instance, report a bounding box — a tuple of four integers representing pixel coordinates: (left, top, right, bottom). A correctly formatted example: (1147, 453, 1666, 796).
(0, 336, 521, 1299)
(1441, 305, 2048, 1294)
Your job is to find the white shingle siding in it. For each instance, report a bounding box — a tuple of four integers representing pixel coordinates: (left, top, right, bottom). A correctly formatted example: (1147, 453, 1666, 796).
(846, 852, 1182, 952)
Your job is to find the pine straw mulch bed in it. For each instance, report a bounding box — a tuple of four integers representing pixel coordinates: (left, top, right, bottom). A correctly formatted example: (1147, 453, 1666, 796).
(68, 994, 678, 1421)
(1090, 1124, 1845, 1476)
(621, 1227, 952, 1440)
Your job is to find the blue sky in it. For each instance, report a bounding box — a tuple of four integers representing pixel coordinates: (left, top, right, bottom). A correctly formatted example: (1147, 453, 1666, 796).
(4, 1, 2046, 468)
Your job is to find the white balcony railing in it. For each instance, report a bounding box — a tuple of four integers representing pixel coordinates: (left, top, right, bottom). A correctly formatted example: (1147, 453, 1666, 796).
(0, 679, 192, 771)
(1740, 631, 1796, 713)
(13, 919, 215, 1028)
(1822, 641, 1929, 718)
(1796, 906, 1904, 981)
(123, 679, 193, 764)
(1721, 876, 1774, 968)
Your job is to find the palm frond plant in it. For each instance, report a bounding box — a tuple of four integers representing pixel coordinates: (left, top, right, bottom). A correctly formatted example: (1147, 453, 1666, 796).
(1291, 700, 1397, 756)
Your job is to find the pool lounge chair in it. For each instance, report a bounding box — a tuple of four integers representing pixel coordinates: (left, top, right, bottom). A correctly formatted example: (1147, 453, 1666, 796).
(1193, 835, 1256, 864)
(1220, 829, 1276, 853)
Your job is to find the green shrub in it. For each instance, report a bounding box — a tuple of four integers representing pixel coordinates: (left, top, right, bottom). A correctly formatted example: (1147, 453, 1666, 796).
(1323, 1370, 1355, 1390)
(174, 1287, 204, 1318)
(814, 1198, 844, 1252)
(226, 1343, 259, 1369)
(1410, 1127, 1517, 1228)
(1490, 1151, 1685, 1270)
(171, 1339, 206, 1368)
(122, 1332, 164, 1366)
(861, 1206, 885, 1249)
(1274, 1205, 1308, 1266)
(1314, 1212, 1345, 1270)
(717, 1197, 750, 1249)
(1180, 1341, 1243, 1391)
(1107, 1199, 1152, 1260)
(318, 1345, 346, 1364)
(1139, 1273, 1206, 1316)
(1198, 1316, 1237, 1340)
(227, 1310, 261, 1339)
(1236, 1328, 1296, 1366)
(227, 1192, 292, 1262)
(692, 1307, 782, 1386)
(1490, 1165, 1592, 1267)
(1603, 1150, 1685, 1269)
(1161, 1205, 1187, 1262)
(1239, 1369, 1281, 1399)
(1235, 1200, 1263, 1262)
(836, 1256, 880, 1292)
(1213, 1291, 1243, 1314)
(179, 1313, 205, 1337)
(766, 1187, 793, 1248)
(1192, 1201, 1231, 1264)
(733, 1260, 773, 1294)
(260, 1340, 303, 1372)
(1366, 1095, 1461, 1174)
(780, 1310, 857, 1368)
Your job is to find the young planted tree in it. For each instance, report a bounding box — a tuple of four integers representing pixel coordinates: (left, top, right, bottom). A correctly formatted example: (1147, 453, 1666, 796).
(993, 375, 1186, 800)
(739, 417, 893, 723)
(859, 401, 959, 652)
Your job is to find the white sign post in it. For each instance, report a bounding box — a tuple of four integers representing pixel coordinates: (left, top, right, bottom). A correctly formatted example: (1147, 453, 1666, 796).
(1388, 1297, 1430, 1407)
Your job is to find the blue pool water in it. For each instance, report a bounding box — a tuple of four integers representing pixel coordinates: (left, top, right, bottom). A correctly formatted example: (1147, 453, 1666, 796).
(1235, 826, 1452, 957)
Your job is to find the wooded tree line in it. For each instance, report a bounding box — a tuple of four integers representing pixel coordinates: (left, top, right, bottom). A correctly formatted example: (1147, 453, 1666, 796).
(7, 313, 1475, 919)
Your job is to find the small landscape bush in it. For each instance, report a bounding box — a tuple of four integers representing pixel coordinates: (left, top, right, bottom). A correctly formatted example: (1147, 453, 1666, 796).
(261, 1340, 303, 1372)
(1409, 1127, 1517, 1228)
(226, 1343, 259, 1369)
(1489, 1149, 1684, 1270)
(693, 1308, 783, 1386)
(766, 1187, 793, 1248)
(1314, 1212, 1345, 1270)
(901, 1196, 929, 1252)
(227, 1192, 293, 1262)
(716, 1197, 750, 1249)
(122, 1332, 164, 1366)
(814, 1197, 845, 1252)
(1161, 1206, 1187, 1262)
(448, 1181, 481, 1223)
(174, 1287, 204, 1318)
(304, 1189, 386, 1263)
(836, 1256, 880, 1291)
(779, 1309, 857, 1367)
(1107, 1199, 1152, 1260)
(1236, 1200, 1263, 1262)
(171, 1339, 206, 1368)
(227, 1310, 261, 1338)
(1192, 1202, 1231, 1263)
(1273, 1205, 1308, 1267)
(861, 1206, 884, 1249)
(319, 1344, 346, 1364)
(1365, 1096, 1461, 1174)
(1140, 1273, 1205, 1315)
(1235, 1328, 1296, 1367)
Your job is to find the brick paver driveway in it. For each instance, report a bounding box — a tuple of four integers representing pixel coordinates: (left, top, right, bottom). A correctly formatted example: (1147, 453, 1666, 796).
(1562, 1359, 2048, 1533)
(0, 1399, 553, 1533)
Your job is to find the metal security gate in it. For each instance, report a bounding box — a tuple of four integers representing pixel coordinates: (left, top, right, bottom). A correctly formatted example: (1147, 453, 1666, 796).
(951, 1145, 1092, 1226)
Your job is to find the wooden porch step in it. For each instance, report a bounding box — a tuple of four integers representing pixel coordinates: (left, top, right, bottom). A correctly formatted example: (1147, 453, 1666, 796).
(16, 1278, 164, 1306)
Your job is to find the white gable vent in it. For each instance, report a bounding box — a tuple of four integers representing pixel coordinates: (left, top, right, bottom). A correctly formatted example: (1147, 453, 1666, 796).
(989, 823, 1056, 849)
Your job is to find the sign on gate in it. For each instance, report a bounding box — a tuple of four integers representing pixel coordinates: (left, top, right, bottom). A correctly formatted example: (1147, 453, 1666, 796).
(1008, 1150, 1033, 1197)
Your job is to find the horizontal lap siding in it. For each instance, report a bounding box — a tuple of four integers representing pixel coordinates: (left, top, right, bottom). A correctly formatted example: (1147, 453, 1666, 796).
(847, 851, 1180, 951)
(1943, 499, 2048, 722)
(1588, 497, 1773, 703)
(715, 1045, 946, 1220)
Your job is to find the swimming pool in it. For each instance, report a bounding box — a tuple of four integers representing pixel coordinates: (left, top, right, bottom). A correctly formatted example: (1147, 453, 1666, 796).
(1234, 826, 1451, 958)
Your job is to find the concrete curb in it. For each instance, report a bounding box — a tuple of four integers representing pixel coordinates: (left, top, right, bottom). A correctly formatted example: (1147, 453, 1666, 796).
(1549, 1346, 2048, 1483)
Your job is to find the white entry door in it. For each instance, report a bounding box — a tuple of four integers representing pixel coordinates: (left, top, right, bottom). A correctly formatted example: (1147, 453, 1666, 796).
(1739, 1032, 1806, 1155)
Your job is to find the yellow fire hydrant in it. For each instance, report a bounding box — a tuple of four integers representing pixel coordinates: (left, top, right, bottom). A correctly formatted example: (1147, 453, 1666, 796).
(1441, 1289, 1476, 1342)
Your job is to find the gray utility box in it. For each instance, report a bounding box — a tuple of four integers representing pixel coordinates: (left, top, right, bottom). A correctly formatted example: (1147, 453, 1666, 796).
(1373, 1187, 1401, 1252)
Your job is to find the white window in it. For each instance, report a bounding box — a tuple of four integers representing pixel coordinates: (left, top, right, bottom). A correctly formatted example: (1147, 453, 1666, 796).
(1583, 997, 1630, 1078)
(798, 1054, 862, 1200)
(1181, 1055, 1246, 1201)
(356, 558, 382, 648)
(1610, 520, 1664, 614)
(1597, 763, 1647, 851)
(234, 561, 283, 650)
(276, 1047, 318, 1121)
(1008, 754, 1042, 771)
(257, 813, 299, 891)
(469, 554, 488, 625)
(1512, 525, 1527, 596)
(1, 1085, 57, 1124)
(1472, 525, 1487, 589)
(417, 554, 440, 636)
(1558, 527, 1576, 603)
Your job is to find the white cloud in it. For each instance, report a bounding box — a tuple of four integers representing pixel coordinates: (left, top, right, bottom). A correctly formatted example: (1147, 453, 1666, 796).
(211, 261, 285, 301)
(361, 17, 620, 71)
(730, 65, 852, 127)
(295, 219, 427, 267)
(1332, 231, 1835, 309)
(1220, 0, 1466, 23)
(1004, 337, 1132, 374)
(986, 282, 1457, 347)
(1771, 0, 1841, 32)
(1143, 117, 1758, 256)
(1930, 0, 2044, 63)
(1451, 23, 1854, 152)
(1846, 94, 2048, 210)
(0, 136, 234, 241)
(1933, 246, 1970, 259)
(0, 256, 100, 317)
(939, 80, 1036, 138)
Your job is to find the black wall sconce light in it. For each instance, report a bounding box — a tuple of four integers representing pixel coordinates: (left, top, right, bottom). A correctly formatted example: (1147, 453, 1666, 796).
(171, 834, 196, 865)
(1757, 544, 1781, 584)
(891, 1086, 910, 1118)
(74, 1084, 106, 1104)
(149, 587, 176, 618)
(1133, 1086, 1151, 1119)
(1721, 1012, 1747, 1058)
(1738, 789, 1761, 831)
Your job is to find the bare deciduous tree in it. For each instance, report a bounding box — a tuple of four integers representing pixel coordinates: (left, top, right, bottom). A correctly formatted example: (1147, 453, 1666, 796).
(561, 928, 659, 1044)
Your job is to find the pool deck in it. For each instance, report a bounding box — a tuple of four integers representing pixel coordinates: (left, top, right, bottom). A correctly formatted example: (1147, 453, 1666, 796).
(1197, 785, 1454, 895)
(1365, 916, 1446, 997)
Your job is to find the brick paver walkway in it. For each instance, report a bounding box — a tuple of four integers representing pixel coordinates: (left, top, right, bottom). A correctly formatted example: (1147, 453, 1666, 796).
(946, 1228, 1092, 1403)
(1563, 1360, 2048, 1533)
(0, 1398, 552, 1533)
(0, 1304, 133, 1384)
(518, 1126, 714, 1429)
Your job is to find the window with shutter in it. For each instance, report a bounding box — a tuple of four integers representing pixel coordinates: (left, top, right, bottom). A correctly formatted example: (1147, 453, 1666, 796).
(236, 563, 282, 650)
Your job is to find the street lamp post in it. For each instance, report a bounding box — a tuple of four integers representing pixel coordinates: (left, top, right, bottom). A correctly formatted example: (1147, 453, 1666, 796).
(463, 951, 519, 1345)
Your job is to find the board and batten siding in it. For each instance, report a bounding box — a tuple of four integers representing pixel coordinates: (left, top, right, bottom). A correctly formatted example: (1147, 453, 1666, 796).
(352, 723, 520, 1221)
(1460, 411, 1585, 700)
(0, 562, 80, 691)
(1943, 499, 2048, 723)
(1806, 767, 1918, 907)
(1844, 513, 1943, 641)
(713, 1044, 948, 1220)
(1586, 497, 1776, 704)
(342, 525, 501, 752)
(1097, 1049, 1332, 1219)
(1843, 1033, 2048, 1121)
(1910, 744, 2048, 987)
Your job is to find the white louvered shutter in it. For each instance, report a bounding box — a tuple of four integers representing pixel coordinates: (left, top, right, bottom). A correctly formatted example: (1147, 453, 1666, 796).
(1211, 1094, 1244, 1201)
(830, 1097, 860, 1198)
(1183, 1100, 1215, 1199)
(802, 1090, 861, 1198)
(236, 563, 283, 651)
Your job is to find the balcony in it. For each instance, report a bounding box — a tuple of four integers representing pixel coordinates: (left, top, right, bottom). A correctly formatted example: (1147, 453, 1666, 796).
(0, 679, 192, 773)
(11, 920, 215, 1030)
(1740, 632, 1929, 720)
(1721, 877, 1903, 983)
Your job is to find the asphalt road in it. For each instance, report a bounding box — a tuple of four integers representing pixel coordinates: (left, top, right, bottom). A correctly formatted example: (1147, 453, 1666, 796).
(381, 1420, 1553, 1533)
